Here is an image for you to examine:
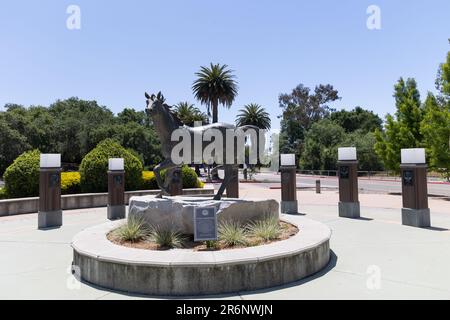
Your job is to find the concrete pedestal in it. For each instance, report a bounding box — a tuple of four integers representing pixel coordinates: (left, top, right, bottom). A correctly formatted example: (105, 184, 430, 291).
(38, 210, 62, 229)
(400, 164, 430, 228)
(38, 167, 62, 229)
(280, 166, 298, 214)
(401, 208, 431, 228)
(338, 202, 360, 219)
(108, 170, 125, 220)
(281, 200, 298, 215)
(107, 205, 126, 220)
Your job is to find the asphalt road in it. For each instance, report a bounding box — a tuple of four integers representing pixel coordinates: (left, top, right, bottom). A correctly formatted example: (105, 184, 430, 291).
(243, 171, 450, 197)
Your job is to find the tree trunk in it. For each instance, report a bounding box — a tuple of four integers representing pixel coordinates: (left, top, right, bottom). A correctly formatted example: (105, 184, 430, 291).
(211, 99, 219, 179)
(212, 100, 218, 123)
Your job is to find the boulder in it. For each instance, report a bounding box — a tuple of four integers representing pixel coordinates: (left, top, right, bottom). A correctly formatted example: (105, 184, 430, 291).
(128, 196, 279, 235)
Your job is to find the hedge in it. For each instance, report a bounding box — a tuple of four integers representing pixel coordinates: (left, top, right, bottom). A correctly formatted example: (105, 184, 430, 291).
(140, 166, 204, 190)
(61, 172, 81, 194)
(3, 150, 40, 198)
(79, 139, 143, 192)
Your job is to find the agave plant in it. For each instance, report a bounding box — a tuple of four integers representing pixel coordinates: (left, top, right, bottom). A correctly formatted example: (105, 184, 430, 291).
(246, 216, 281, 241)
(113, 216, 149, 243)
(148, 224, 187, 249)
(218, 220, 247, 247)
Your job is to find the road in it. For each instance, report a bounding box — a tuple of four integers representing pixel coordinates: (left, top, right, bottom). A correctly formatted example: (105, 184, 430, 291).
(239, 171, 450, 197)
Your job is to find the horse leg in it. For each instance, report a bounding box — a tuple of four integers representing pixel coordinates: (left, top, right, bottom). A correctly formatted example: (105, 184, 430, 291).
(154, 159, 176, 198)
(213, 165, 231, 200)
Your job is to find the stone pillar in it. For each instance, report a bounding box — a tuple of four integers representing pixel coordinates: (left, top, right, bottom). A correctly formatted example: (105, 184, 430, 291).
(226, 166, 239, 198)
(168, 167, 183, 196)
(400, 149, 430, 228)
(315, 180, 321, 194)
(38, 154, 62, 229)
(280, 154, 298, 214)
(337, 148, 360, 218)
(107, 158, 125, 220)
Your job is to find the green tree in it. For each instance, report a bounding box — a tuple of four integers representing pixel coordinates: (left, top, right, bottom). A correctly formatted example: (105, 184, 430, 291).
(0, 119, 31, 175)
(436, 50, 450, 99)
(174, 102, 208, 126)
(279, 84, 340, 155)
(340, 131, 384, 171)
(49, 97, 115, 163)
(421, 49, 450, 181)
(375, 78, 424, 171)
(330, 106, 382, 133)
(192, 63, 238, 123)
(235, 103, 271, 129)
(300, 119, 345, 170)
(116, 108, 147, 125)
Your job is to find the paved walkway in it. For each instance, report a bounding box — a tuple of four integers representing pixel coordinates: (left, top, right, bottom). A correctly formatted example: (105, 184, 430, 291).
(1, 187, 450, 299)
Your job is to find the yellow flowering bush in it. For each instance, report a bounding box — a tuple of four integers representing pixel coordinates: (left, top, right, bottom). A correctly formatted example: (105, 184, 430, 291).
(61, 171, 81, 194)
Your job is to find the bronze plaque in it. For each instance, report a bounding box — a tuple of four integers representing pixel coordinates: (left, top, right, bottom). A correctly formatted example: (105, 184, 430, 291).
(403, 170, 414, 186)
(339, 166, 350, 179)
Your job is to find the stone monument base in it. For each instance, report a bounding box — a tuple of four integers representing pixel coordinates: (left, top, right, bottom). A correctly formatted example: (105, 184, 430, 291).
(107, 205, 126, 220)
(281, 200, 298, 214)
(338, 201, 360, 219)
(401, 208, 431, 228)
(128, 196, 279, 235)
(38, 210, 62, 229)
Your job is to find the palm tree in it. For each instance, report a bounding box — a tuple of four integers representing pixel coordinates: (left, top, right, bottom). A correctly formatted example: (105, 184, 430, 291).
(192, 63, 238, 123)
(235, 103, 271, 129)
(174, 102, 208, 126)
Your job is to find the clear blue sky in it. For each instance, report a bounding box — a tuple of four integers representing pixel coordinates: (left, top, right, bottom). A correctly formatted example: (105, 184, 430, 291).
(1, 0, 449, 129)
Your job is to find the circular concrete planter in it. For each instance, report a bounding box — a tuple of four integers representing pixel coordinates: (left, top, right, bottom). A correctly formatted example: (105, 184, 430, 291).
(71, 215, 331, 296)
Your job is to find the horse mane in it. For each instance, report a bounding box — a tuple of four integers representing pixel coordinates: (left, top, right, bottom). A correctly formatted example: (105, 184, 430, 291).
(162, 103, 184, 127)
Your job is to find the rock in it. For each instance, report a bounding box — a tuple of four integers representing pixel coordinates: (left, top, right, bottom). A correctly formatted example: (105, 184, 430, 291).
(128, 196, 279, 235)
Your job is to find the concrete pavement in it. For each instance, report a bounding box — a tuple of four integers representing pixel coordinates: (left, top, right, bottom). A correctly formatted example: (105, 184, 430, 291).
(1, 186, 450, 299)
(237, 171, 450, 197)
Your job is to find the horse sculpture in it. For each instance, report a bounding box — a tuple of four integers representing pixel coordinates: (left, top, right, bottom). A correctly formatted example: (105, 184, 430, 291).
(145, 91, 261, 200)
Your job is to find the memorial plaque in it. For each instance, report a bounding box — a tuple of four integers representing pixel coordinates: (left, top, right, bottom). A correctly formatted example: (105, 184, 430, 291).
(403, 170, 414, 186)
(194, 207, 217, 241)
(114, 174, 123, 186)
(339, 166, 350, 179)
(49, 173, 60, 187)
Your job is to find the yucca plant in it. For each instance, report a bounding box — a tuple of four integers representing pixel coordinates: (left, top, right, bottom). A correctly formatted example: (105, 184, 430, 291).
(113, 216, 149, 243)
(218, 221, 247, 247)
(148, 225, 186, 249)
(246, 216, 281, 242)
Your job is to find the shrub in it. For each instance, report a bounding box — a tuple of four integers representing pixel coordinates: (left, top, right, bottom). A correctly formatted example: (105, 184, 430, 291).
(61, 172, 81, 194)
(141, 171, 159, 190)
(0, 188, 8, 200)
(218, 221, 247, 247)
(148, 224, 186, 249)
(3, 150, 40, 198)
(112, 216, 149, 243)
(246, 216, 281, 242)
(140, 166, 204, 190)
(79, 139, 143, 192)
(181, 166, 200, 188)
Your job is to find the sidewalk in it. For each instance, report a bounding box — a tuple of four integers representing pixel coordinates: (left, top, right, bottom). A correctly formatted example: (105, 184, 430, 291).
(1, 187, 450, 299)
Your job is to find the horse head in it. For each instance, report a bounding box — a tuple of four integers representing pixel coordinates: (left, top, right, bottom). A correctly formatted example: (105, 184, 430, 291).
(145, 91, 166, 117)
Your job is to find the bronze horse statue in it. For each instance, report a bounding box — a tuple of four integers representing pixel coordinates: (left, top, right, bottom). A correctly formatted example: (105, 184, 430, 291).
(145, 92, 261, 200)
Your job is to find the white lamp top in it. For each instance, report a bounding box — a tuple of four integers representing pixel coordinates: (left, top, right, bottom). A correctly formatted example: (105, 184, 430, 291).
(108, 158, 124, 171)
(280, 154, 296, 166)
(338, 147, 357, 161)
(401, 148, 426, 164)
(40, 154, 61, 168)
